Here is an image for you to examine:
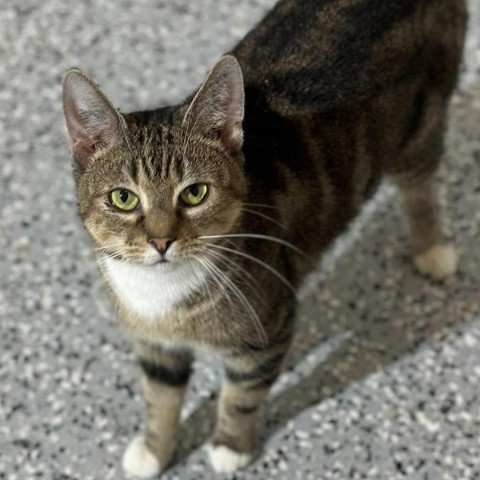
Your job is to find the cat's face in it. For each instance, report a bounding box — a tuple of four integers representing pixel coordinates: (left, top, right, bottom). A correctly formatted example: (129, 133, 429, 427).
(76, 126, 246, 267)
(63, 56, 246, 269)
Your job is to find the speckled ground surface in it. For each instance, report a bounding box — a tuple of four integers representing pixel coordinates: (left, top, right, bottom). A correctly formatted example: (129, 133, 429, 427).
(1, 1, 479, 479)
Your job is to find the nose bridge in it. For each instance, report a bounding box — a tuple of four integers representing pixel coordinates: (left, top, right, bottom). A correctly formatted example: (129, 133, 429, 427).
(145, 208, 176, 239)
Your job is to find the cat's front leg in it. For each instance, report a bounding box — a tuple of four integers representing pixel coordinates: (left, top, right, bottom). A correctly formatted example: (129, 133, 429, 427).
(209, 342, 290, 474)
(123, 341, 193, 479)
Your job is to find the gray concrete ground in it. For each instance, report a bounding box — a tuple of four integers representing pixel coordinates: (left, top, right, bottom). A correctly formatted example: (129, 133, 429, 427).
(1, 1, 479, 479)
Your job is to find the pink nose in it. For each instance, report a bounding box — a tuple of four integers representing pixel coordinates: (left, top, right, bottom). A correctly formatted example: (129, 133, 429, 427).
(149, 237, 175, 255)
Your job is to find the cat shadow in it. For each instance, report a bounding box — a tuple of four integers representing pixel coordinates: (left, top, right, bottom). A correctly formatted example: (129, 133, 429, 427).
(174, 203, 478, 468)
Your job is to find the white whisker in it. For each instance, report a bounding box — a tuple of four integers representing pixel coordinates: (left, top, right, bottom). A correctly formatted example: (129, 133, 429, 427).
(204, 248, 263, 295)
(95, 243, 125, 252)
(195, 256, 238, 314)
(100, 252, 125, 262)
(191, 260, 220, 339)
(200, 255, 268, 346)
(243, 203, 278, 210)
(195, 255, 252, 339)
(200, 233, 307, 258)
(206, 243, 297, 297)
(241, 208, 287, 230)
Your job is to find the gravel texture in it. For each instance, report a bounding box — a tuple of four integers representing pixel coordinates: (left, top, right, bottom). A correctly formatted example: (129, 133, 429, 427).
(1, 1, 479, 479)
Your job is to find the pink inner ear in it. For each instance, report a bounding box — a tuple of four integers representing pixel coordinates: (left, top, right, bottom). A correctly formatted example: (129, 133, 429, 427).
(63, 70, 124, 167)
(219, 121, 244, 152)
(66, 111, 97, 155)
(64, 92, 101, 161)
(182, 55, 245, 153)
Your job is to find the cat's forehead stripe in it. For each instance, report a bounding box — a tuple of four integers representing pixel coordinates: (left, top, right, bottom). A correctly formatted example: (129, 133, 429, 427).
(129, 156, 139, 184)
(161, 129, 173, 180)
(128, 124, 187, 182)
(144, 125, 162, 180)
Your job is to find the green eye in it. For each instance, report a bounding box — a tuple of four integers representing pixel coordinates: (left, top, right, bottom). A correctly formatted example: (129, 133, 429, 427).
(110, 189, 139, 211)
(179, 183, 208, 206)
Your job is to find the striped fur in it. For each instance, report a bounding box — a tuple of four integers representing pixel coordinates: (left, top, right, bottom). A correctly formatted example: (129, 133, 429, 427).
(63, 0, 467, 474)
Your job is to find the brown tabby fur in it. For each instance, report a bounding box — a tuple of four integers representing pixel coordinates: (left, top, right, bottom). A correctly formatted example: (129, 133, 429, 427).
(62, 0, 467, 474)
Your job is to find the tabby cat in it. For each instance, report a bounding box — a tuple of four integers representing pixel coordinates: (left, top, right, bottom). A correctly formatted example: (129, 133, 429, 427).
(62, 0, 467, 477)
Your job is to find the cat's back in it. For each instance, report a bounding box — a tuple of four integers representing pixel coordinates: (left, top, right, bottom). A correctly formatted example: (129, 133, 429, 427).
(233, 0, 467, 113)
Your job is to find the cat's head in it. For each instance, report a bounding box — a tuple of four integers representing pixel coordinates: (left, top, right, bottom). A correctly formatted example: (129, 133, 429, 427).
(62, 56, 246, 268)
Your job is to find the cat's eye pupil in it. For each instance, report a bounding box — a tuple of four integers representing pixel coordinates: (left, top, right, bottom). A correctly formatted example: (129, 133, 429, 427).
(119, 190, 129, 203)
(189, 184, 199, 196)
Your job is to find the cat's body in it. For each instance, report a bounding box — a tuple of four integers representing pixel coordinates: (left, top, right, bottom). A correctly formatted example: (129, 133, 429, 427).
(62, 0, 467, 477)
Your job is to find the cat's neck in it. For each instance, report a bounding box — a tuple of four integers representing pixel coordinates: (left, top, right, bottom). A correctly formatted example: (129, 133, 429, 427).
(101, 257, 208, 319)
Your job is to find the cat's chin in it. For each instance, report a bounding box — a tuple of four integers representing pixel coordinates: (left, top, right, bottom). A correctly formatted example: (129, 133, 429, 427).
(101, 255, 182, 272)
(144, 259, 180, 271)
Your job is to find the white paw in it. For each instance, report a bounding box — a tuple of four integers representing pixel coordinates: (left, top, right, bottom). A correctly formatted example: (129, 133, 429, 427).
(122, 436, 162, 479)
(414, 244, 457, 281)
(208, 444, 253, 474)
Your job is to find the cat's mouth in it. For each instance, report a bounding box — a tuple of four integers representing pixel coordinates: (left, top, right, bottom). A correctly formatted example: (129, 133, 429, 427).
(144, 254, 184, 271)
(150, 257, 171, 266)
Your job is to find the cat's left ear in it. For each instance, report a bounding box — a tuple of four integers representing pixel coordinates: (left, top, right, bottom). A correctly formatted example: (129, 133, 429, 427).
(183, 55, 244, 153)
(62, 69, 126, 168)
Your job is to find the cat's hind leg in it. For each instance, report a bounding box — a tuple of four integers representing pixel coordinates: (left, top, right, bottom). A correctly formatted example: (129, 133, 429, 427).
(398, 176, 457, 280)
(388, 85, 458, 281)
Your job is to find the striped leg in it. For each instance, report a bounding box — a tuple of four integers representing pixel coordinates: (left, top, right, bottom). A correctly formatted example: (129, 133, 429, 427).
(398, 176, 457, 280)
(209, 346, 288, 473)
(390, 91, 457, 281)
(122, 341, 193, 479)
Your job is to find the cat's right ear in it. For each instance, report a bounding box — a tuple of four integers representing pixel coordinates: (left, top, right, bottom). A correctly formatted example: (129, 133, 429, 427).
(62, 69, 125, 168)
(182, 55, 244, 153)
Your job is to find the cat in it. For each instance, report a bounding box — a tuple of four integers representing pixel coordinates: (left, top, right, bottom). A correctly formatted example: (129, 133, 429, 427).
(62, 0, 467, 477)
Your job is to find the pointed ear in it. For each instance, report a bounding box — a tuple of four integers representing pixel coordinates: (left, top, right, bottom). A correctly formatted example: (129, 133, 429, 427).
(62, 69, 125, 167)
(182, 55, 244, 153)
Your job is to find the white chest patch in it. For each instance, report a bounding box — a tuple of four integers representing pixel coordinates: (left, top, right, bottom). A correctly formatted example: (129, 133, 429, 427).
(102, 257, 207, 319)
